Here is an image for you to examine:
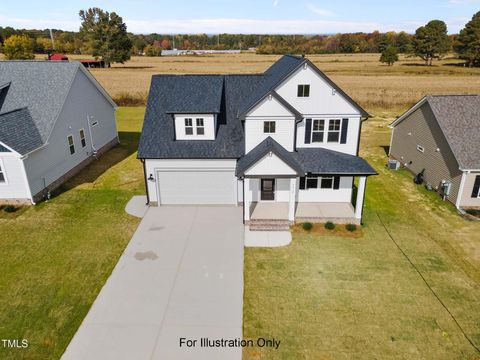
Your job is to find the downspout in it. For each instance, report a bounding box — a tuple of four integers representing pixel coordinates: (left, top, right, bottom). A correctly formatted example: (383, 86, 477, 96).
(86, 115, 97, 158)
(360, 177, 368, 225)
(142, 159, 150, 205)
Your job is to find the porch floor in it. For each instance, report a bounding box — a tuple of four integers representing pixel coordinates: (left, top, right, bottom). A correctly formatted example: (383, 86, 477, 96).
(250, 202, 356, 222)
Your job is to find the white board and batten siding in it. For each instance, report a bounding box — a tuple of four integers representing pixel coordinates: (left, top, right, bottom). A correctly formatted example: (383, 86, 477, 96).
(244, 95, 296, 153)
(23, 68, 118, 196)
(243, 153, 298, 176)
(174, 114, 215, 140)
(0, 152, 30, 200)
(145, 159, 239, 205)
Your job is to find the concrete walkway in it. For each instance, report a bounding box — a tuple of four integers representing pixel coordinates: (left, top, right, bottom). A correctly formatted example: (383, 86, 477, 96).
(62, 206, 244, 360)
(244, 227, 292, 247)
(125, 195, 148, 218)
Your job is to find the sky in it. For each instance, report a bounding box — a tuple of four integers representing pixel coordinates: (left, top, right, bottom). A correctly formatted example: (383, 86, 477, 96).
(0, 0, 478, 34)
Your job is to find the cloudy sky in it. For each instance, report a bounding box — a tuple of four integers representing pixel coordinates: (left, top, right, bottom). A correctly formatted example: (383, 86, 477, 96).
(0, 0, 478, 34)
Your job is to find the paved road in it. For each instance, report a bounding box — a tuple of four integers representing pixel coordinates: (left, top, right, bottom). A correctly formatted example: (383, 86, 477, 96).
(62, 206, 244, 360)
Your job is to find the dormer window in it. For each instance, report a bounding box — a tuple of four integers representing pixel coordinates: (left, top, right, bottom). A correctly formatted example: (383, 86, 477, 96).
(297, 84, 310, 97)
(185, 118, 193, 135)
(263, 121, 276, 134)
(196, 118, 205, 135)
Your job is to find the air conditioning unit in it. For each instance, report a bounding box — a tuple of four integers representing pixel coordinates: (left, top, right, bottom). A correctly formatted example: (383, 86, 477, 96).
(387, 160, 400, 170)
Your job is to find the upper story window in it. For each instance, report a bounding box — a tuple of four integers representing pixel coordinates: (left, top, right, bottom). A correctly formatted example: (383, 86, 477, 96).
(0, 162, 5, 183)
(263, 121, 276, 134)
(67, 135, 75, 155)
(79, 129, 86, 148)
(196, 118, 205, 135)
(185, 118, 193, 135)
(297, 84, 310, 97)
(327, 119, 341, 142)
(312, 119, 325, 143)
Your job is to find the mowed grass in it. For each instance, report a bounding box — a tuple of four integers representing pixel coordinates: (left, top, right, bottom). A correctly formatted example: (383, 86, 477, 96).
(0, 107, 145, 360)
(243, 114, 480, 359)
(62, 53, 480, 113)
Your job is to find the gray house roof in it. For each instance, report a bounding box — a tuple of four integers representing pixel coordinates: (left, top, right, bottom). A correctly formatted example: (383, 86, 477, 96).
(0, 107, 43, 155)
(391, 95, 480, 170)
(138, 54, 368, 159)
(0, 143, 10, 152)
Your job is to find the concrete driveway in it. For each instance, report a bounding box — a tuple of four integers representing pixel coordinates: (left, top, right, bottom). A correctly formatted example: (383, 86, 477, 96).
(62, 206, 244, 360)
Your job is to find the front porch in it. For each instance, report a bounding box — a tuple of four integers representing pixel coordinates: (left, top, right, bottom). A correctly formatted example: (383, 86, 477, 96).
(249, 201, 359, 224)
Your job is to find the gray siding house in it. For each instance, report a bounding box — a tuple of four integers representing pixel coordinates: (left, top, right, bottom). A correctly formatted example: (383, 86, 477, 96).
(0, 61, 118, 204)
(389, 95, 480, 209)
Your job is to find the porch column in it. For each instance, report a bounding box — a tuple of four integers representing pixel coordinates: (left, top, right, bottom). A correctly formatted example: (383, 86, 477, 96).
(355, 176, 367, 220)
(244, 178, 250, 221)
(288, 177, 297, 221)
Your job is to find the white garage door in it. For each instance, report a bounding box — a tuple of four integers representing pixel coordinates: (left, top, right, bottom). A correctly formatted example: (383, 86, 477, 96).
(157, 170, 236, 204)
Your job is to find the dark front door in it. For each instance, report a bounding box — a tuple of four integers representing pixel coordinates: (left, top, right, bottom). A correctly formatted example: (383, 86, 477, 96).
(261, 179, 275, 201)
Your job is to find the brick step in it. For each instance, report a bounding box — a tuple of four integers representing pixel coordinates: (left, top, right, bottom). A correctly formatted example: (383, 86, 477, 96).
(248, 219, 292, 231)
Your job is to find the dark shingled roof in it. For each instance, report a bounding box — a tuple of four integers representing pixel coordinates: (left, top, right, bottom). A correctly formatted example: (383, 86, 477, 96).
(236, 137, 304, 176)
(0, 108, 43, 155)
(138, 74, 263, 158)
(0, 143, 10, 152)
(236, 138, 376, 176)
(426, 95, 480, 170)
(292, 148, 377, 175)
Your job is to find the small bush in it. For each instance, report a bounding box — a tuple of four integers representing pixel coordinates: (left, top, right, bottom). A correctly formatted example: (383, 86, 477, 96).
(302, 222, 313, 231)
(466, 209, 480, 217)
(112, 91, 148, 106)
(3, 205, 17, 213)
(346, 223, 357, 232)
(324, 221, 335, 230)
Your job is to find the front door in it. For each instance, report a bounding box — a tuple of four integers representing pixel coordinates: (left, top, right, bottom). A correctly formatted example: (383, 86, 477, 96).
(261, 178, 275, 201)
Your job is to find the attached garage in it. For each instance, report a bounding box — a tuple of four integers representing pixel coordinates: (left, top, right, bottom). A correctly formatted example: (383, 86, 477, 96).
(144, 159, 238, 205)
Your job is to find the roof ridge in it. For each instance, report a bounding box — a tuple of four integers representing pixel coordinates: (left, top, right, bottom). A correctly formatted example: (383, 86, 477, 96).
(0, 106, 29, 117)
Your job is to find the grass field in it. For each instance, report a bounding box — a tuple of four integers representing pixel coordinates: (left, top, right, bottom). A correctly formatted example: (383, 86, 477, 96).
(243, 114, 480, 359)
(64, 53, 480, 112)
(0, 108, 145, 359)
(0, 53, 479, 359)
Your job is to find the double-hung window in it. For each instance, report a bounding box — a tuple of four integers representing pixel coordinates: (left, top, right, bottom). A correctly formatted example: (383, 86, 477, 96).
(185, 118, 193, 135)
(196, 118, 205, 135)
(297, 84, 310, 97)
(320, 177, 334, 189)
(300, 176, 340, 190)
(67, 135, 75, 155)
(263, 121, 276, 133)
(79, 129, 86, 148)
(312, 119, 325, 143)
(0, 162, 5, 183)
(327, 119, 341, 142)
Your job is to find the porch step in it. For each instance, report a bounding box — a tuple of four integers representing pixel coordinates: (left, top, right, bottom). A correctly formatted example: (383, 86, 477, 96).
(248, 219, 292, 231)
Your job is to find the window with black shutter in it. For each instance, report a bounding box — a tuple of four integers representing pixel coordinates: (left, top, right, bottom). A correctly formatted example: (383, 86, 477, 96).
(304, 118, 312, 144)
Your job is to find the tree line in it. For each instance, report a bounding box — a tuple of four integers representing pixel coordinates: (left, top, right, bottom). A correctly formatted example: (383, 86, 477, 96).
(1, 8, 479, 67)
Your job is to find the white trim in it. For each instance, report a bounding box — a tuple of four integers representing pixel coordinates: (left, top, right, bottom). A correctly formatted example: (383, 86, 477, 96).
(19, 158, 35, 204)
(0, 140, 21, 156)
(389, 97, 428, 128)
(0, 158, 8, 185)
(416, 145, 425, 153)
(388, 126, 395, 156)
(456, 171, 468, 209)
(67, 134, 75, 155)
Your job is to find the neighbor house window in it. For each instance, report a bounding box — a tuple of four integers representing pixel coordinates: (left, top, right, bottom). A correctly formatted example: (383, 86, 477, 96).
(185, 118, 193, 135)
(79, 129, 86, 148)
(0, 162, 5, 183)
(91, 121, 98, 127)
(312, 119, 325, 143)
(417, 145, 425, 153)
(264, 121, 276, 133)
(327, 119, 341, 142)
(67, 135, 75, 155)
(297, 84, 310, 97)
(196, 118, 205, 135)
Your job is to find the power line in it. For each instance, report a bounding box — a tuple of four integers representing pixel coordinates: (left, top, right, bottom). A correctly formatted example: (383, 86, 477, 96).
(375, 212, 480, 354)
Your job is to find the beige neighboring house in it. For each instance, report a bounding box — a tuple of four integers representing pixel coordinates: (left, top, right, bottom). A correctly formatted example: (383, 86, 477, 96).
(389, 94, 480, 210)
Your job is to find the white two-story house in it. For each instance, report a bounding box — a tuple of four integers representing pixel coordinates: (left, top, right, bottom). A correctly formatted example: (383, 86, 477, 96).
(138, 55, 376, 227)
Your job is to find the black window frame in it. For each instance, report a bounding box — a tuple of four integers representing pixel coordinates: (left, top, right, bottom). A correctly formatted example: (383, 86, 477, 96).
(305, 176, 318, 189)
(196, 118, 205, 135)
(263, 121, 276, 134)
(79, 129, 86, 148)
(312, 119, 325, 143)
(320, 176, 334, 189)
(297, 84, 310, 97)
(184, 118, 193, 135)
(327, 119, 341, 143)
(0, 162, 5, 183)
(67, 135, 75, 155)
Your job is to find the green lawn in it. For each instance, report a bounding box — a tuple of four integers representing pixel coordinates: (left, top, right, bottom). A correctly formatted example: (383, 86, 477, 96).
(243, 113, 480, 359)
(0, 107, 145, 360)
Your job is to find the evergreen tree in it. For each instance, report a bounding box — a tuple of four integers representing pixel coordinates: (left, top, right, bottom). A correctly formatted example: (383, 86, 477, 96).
(455, 11, 480, 67)
(79, 8, 132, 65)
(413, 20, 451, 65)
(380, 46, 399, 65)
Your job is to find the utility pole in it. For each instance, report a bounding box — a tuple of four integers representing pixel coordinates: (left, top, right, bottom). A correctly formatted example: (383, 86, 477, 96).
(172, 34, 175, 49)
(49, 29, 55, 50)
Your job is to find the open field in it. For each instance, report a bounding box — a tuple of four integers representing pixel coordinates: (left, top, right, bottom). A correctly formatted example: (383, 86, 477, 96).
(0, 108, 145, 359)
(243, 114, 480, 359)
(49, 53, 480, 113)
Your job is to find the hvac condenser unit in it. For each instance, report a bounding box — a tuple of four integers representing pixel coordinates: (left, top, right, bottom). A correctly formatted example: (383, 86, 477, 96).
(387, 160, 400, 170)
